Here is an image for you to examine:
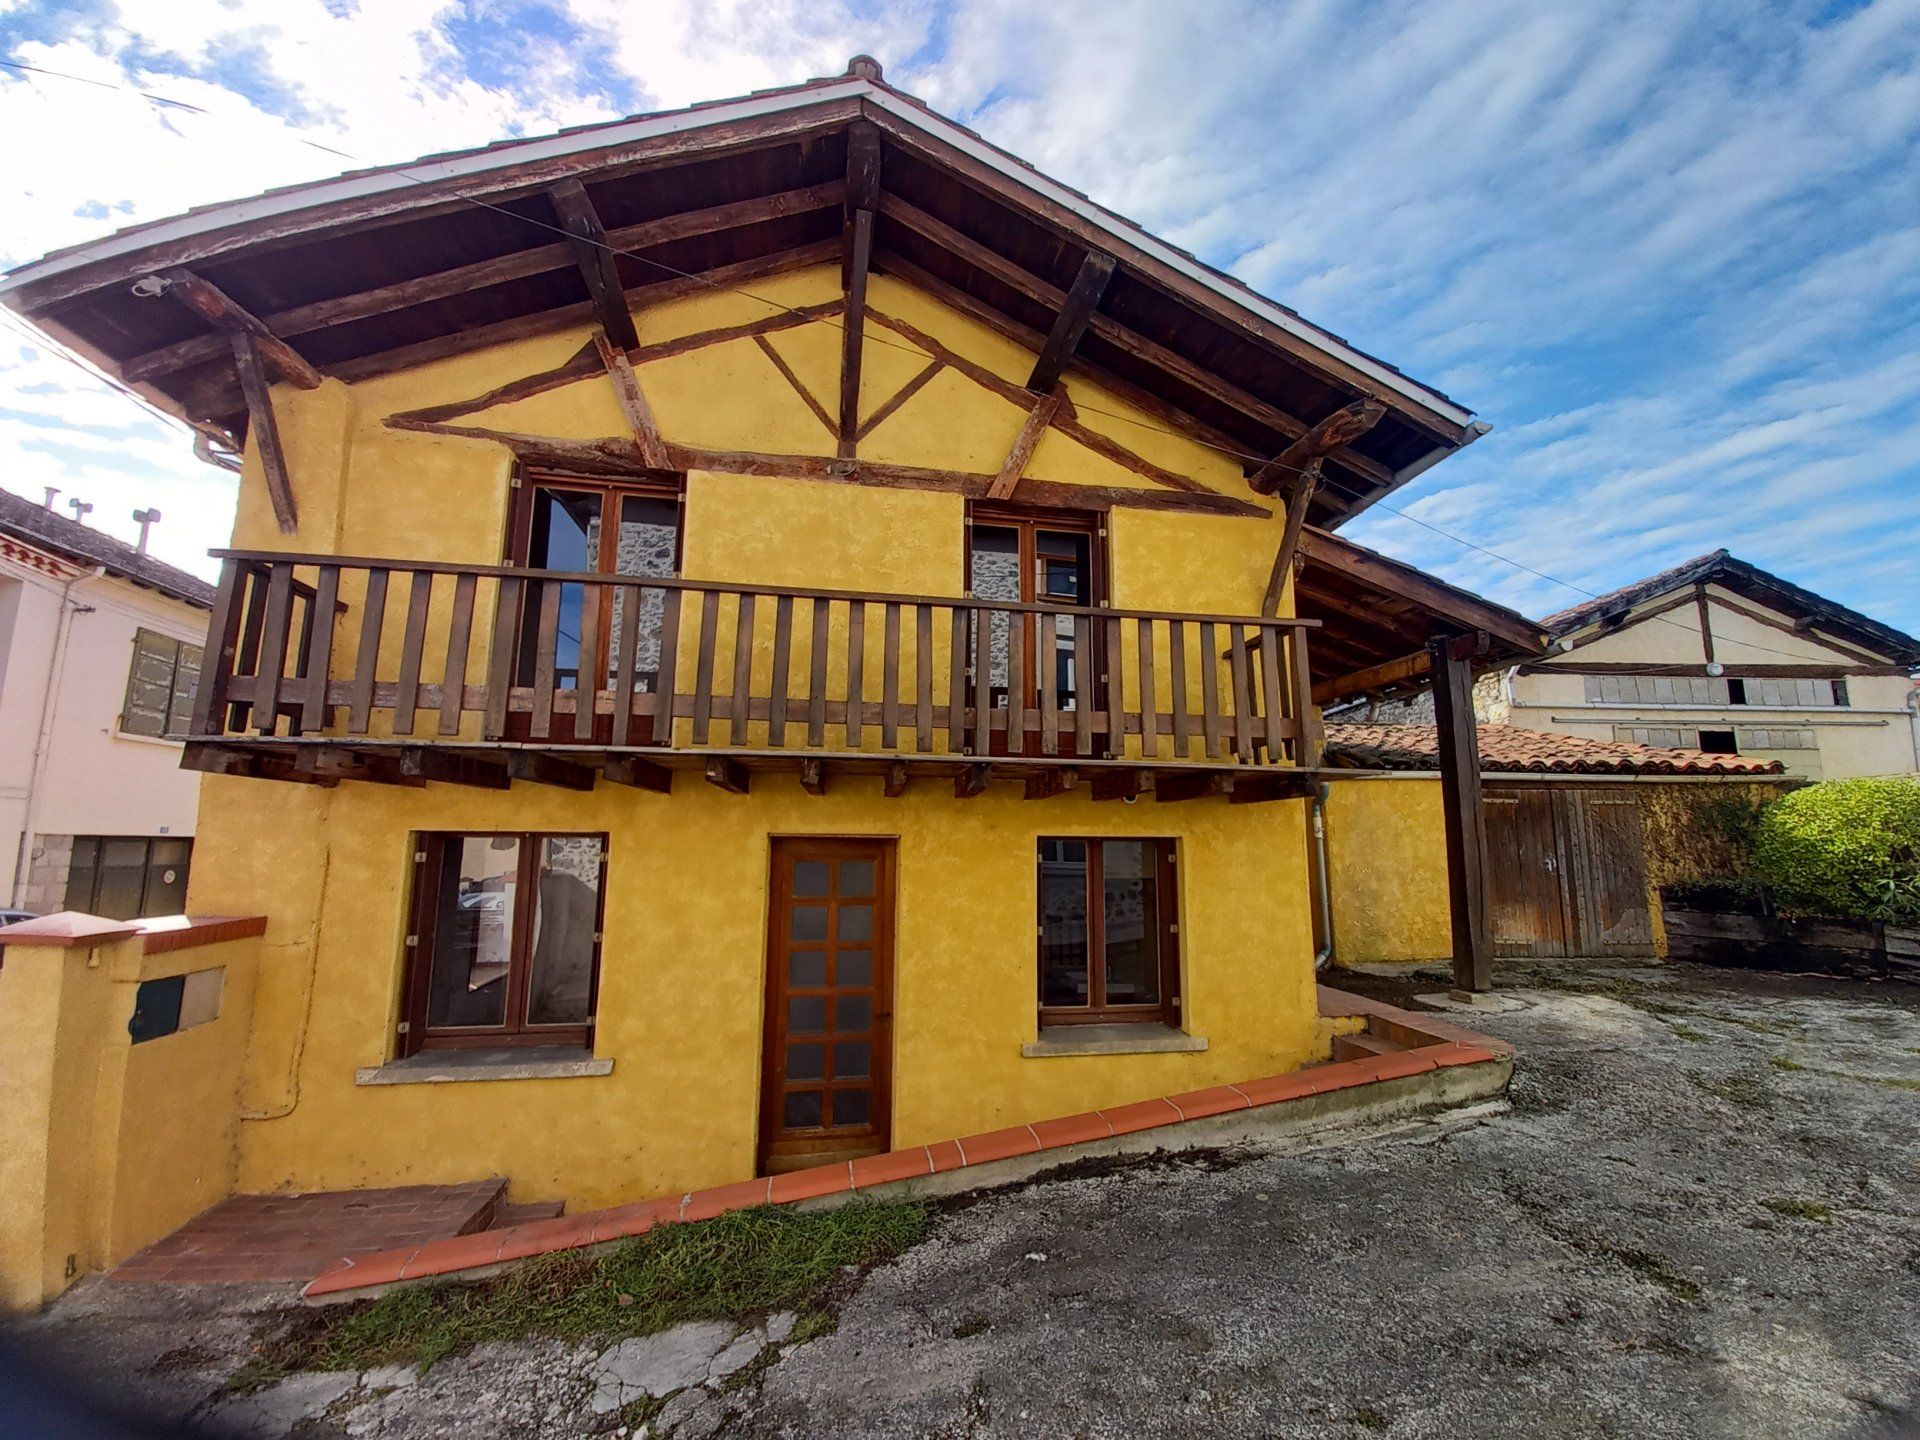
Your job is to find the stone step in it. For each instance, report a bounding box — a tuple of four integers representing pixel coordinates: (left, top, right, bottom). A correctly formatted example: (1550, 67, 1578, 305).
(1332, 1031, 1406, 1062)
(491, 1200, 566, 1227)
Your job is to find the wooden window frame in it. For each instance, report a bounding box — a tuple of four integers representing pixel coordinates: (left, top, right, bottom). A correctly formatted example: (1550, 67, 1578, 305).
(964, 501, 1109, 756)
(1036, 836, 1181, 1028)
(399, 831, 609, 1058)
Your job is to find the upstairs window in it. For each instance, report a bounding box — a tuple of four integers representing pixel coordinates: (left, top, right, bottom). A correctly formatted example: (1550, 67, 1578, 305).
(121, 629, 202, 738)
(1037, 838, 1179, 1026)
(400, 833, 607, 1056)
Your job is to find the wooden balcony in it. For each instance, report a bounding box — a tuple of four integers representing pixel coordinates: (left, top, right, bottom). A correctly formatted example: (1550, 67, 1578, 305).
(183, 551, 1324, 799)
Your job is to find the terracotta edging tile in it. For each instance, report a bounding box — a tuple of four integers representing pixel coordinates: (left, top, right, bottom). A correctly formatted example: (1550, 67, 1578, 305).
(1164, 1085, 1252, 1122)
(766, 1164, 854, 1206)
(954, 1124, 1042, 1165)
(850, 1148, 935, 1188)
(399, 1231, 504, 1279)
(1097, 1097, 1182, 1137)
(681, 1178, 774, 1223)
(1031, 1112, 1112, 1150)
(1233, 1071, 1323, 1107)
(926, 1139, 966, 1173)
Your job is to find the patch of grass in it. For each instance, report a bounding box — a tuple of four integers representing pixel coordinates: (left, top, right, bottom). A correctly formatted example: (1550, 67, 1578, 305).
(1668, 1022, 1710, 1043)
(1768, 1056, 1805, 1072)
(951, 1315, 991, 1339)
(620, 1394, 666, 1428)
(222, 1353, 295, 1398)
(786, 1309, 837, 1345)
(1761, 1197, 1833, 1223)
(1350, 1404, 1391, 1431)
(232, 1201, 926, 1383)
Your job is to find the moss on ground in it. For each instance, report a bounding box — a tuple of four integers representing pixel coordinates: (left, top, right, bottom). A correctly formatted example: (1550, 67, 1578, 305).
(1761, 1197, 1833, 1223)
(227, 1200, 926, 1392)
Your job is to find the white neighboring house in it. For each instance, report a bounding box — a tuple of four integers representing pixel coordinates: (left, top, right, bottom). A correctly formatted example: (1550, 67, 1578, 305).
(1336, 550, 1920, 781)
(0, 487, 212, 917)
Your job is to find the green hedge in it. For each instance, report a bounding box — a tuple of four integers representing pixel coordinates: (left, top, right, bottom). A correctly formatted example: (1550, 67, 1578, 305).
(1751, 777, 1920, 924)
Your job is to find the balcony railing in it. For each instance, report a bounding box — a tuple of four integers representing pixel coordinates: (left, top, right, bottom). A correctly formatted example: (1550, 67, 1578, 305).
(191, 552, 1322, 772)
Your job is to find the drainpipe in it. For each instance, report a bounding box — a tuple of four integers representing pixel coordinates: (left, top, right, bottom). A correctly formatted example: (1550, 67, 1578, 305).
(1310, 783, 1335, 971)
(1907, 683, 1920, 772)
(11, 566, 104, 908)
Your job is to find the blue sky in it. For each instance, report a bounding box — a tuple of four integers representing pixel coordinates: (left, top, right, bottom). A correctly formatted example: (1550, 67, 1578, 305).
(1, 0, 1916, 635)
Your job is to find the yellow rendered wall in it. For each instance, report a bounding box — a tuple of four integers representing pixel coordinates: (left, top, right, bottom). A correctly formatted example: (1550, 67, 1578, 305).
(194, 262, 1328, 1208)
(1324, 779, 1453, 966)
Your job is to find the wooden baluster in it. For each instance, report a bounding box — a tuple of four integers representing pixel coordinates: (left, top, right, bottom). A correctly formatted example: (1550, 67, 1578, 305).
(1136, 617, 1158, 759)
(574, 579, 602, 742)
(1039, 611, 1059, 756)
(1104, 615, 1125, 760)
(532, 579, 561, 740)
(845, 599, 866, 748)
(1005, 610, 1024, 756)
(190, 558, 244, 738)
(437, 571, 476, 737)
(1198, 620, 1222, 759)
(349, 568, 390, 736)
(729, 591, 757, 745)
(808, 597, 830, 747)
(691, 589, 720, 745)
(768, 594, 794, 747)
(230, 565, 268, 730)
(300, 564, 340, 734)
(972, 605, 992, 756)
(1228, 624, 1255, 761)
(914, 604, 934, 753)
(881, 601, 901, 749)
(483, 574, 520, 741)
(1290, 627, 1323, 768)
(947, 605, 968, 752)
(253, 564, 295, 737)
(1167, 620, 1191, 760)
(650, 589, 683, 745)
(1257, 624, 1285, 764)
(392, 571, 433, 737)
(1073, 613, 1094, 757)
(610, 583, 643, 746)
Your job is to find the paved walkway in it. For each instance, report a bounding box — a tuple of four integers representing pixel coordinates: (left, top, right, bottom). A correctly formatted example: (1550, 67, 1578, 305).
(8, 960, 1917, 1439)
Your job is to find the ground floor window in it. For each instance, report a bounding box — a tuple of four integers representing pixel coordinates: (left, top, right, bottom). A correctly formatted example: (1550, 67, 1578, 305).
(1037, 838, 1179, 1026)
(401, 832, 607, 1056)
(64, 836, 193, 919)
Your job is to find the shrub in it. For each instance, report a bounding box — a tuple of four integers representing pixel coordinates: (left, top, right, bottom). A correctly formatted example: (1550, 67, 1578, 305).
(1751, 777, 1920, 924)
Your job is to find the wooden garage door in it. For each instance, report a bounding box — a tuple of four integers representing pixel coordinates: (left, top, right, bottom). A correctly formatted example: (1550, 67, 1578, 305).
(1484, 788, 1654, 958)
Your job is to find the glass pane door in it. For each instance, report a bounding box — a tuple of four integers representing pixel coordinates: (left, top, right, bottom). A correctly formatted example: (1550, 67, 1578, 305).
(967, 511, 1098, 755)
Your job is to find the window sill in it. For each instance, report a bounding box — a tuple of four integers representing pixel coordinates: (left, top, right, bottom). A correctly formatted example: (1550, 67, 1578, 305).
(355, 1047, 613, 1086)
(1021, 1023, 1207, 1059)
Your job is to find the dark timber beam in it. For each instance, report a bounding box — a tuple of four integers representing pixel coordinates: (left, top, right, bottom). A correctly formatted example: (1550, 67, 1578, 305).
(954, 763, 991, 798)
(1312, 648, 1433, 706)
(1261, 458, 1322, 615)
(1027, 250, 1114, 393)
(182, 742, 335, 787)
(157, 270, 322, 389)
(295, 748, 424, 788)
(602, 755, 672, 793)
(883, 760, 911, 797)
(399, 748, 511, 789)
(704, 756, 749, 794)
(507, 751, 597, 791)
(549, 179, 639, 353)
(799, 758, 828, 795)
(1152, 771, 1234, 803)
(838, 120, 880, 458)
(987, 389, 1062, 500)
(593, 331, 670, 469)
(1023, 768, 1078, 800)
(1248, 399, 1386, 496)
(1089, 769, 1150, 801)
(1428, 633, 1492, 994)
(230, 332, 300, 535)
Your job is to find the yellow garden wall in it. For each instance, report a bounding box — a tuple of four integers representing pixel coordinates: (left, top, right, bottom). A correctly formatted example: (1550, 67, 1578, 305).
(1324, 779, 1454, 966)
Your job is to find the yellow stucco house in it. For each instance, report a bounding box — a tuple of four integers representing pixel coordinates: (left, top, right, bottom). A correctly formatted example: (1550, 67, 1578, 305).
(4, 60, 1693, 1304)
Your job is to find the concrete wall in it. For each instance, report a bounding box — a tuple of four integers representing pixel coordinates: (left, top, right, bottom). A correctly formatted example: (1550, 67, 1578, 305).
(0, 540, 207, 909)
(1509, 584, 1918, 780)
(186, 264, 1340, 1210)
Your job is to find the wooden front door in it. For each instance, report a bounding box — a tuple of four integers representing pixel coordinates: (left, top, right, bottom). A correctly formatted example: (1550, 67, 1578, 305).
(1484, 787, 1655, 958)
(759, 839, 895, 1175)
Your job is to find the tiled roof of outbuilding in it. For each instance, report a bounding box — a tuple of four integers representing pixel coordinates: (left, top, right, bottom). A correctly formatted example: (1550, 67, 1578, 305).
(1323, 723, 1787, 777)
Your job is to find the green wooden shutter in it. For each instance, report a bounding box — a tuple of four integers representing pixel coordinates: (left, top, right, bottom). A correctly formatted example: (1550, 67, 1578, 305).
(121, 629, 181, 737)
(166, 642, 203, 737)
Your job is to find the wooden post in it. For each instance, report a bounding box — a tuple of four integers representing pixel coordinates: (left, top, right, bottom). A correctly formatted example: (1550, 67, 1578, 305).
(1429, 633, 1492, 993)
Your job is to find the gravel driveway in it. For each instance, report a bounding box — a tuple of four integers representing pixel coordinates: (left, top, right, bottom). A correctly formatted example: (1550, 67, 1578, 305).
(9, 959, 1918, 1439)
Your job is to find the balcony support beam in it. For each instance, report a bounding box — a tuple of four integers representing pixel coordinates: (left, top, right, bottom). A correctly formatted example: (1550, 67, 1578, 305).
(399, 748, 512, 789)
(1429, 632, 1493, 994)
(704, 756, 749, 794)
(954, 763, 991, 799)
(602, 755, 673, 793)
(507, 751, 597, 791)
(1090, 769, 1150, 801)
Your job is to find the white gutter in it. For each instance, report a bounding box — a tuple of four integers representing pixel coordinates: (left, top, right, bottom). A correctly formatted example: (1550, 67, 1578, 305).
(11, 565, 104, 908)
(1908, 684, 1920, 770)
(0, 78, 1473, 430)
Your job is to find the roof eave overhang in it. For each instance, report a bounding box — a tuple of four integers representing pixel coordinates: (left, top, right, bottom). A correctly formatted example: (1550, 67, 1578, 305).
(0, 76, 1473, 442)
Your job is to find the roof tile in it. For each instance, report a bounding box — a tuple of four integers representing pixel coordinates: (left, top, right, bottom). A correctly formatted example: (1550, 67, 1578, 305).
(1323, 723, 1787, 776)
